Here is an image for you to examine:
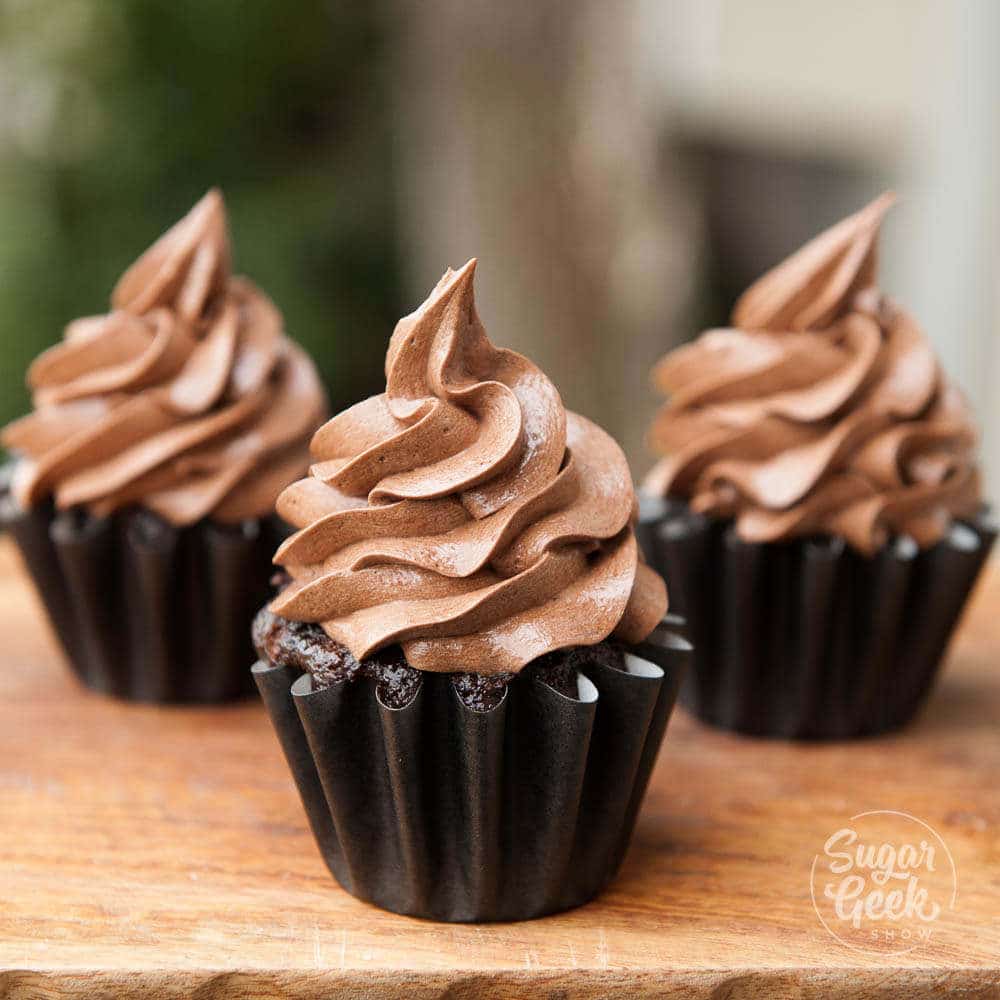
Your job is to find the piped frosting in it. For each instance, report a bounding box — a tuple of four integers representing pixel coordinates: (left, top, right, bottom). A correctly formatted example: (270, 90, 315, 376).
(2, 190, 327, 526)
(645, 194, 981, 555)
(271, 260, 667, 674)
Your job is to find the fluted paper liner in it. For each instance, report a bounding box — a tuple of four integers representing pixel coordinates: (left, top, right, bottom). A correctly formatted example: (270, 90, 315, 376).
(0, 467, 285, 702)
(253, 624, 689, 922)
(638, 496, 996, 739)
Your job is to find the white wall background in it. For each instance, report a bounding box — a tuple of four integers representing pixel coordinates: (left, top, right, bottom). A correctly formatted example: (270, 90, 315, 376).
(395, 0, 999, 497)
(637, 0, 1000, 498)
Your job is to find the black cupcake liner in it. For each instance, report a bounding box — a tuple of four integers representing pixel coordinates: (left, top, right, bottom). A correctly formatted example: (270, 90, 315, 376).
(253, 622, 690, 922)
(0, 465, 286, 702)
(637, 495, 996, 740)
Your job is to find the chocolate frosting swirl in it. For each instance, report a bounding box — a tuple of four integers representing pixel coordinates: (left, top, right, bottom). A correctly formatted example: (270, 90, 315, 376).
(271, 260, 666, 674)
(2, 190, 327, 526)
(645, 194, 981, 555)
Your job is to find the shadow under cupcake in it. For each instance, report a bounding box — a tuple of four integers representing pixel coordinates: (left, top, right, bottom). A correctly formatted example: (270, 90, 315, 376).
(252, 260, 690, 921)
(0, 190, 327, 702)
(640, 194, 994, 740)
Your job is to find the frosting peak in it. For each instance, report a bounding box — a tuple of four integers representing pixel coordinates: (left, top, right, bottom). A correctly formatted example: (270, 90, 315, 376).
(732, 192, 895, 333)
(646, 195, 981, 554)
(112, 188, 231, 324)
(272, 262, 666, 674)
(3, 191, 326, 526)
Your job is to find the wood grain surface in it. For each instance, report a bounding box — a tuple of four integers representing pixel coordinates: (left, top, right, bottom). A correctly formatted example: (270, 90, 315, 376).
(1, 537, 998, 999)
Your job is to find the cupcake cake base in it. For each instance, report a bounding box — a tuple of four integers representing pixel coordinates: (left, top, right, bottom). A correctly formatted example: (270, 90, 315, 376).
(0, 466, 287, 702)
(252, 619, 690, 922)
(638, 496, 996, 740)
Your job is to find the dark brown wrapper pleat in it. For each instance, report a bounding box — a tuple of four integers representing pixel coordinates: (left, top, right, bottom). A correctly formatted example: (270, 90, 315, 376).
(0, 472, 285, 702)
(638, 496, 996, 740)
(253, 624, 690, 923)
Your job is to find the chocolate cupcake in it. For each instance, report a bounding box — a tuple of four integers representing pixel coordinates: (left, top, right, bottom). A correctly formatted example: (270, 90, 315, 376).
(640, 194, 994, 739)
(0, 190, 327, 701)
(252, 260, 689, 921)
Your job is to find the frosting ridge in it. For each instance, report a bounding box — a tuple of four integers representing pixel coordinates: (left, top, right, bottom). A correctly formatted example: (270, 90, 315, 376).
(646, 194, 981, 554)
(272, 260, 666, 673)
(2, 190, 327, 526)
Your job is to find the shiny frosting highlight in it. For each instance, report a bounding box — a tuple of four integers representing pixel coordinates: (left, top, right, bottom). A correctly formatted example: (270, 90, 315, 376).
(2, 190, 326, 526)
(645, 194, 981, 555)
(272, 260, 667, 674)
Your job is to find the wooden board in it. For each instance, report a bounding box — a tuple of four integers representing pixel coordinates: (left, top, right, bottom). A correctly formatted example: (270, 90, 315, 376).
(1, 536, 998, 999)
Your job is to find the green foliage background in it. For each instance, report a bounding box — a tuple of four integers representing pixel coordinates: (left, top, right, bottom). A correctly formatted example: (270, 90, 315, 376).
(0, 0, 403, 430)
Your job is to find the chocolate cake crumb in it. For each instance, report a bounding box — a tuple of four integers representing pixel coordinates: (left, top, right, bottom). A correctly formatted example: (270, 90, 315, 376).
(570, 642, 628, 675)
(253, 605, 628, 711)
(368, 645, 423, 710)
(252, 606, 422, 709)
(451, 672, 514, 712)
(521, 651, 578, 700)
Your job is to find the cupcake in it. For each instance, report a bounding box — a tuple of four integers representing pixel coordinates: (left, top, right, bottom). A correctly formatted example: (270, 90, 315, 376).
(0, 190, 327, 701)
(252, 259, 689, 921)
(640, 194, 994, 739)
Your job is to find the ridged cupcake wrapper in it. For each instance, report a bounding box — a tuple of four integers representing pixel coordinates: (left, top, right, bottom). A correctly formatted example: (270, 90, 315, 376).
(253, 622, 690, 922)
(637, 496, 996, 740)
(0, 469, 285, 702)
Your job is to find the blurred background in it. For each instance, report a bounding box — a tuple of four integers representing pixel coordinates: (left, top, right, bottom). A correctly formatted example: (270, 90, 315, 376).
(0, 0, 997, 493)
